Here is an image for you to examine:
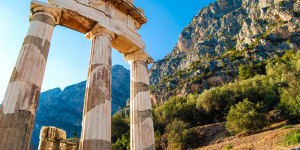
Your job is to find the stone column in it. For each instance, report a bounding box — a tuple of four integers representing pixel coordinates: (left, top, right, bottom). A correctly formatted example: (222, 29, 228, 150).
(80, 26, 115, 150)
(125, 51, 155, 150)
(0, 6, 61, 150)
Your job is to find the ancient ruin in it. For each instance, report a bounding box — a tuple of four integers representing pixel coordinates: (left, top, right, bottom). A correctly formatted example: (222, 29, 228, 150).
(38, 127, 77, 150)
(0, 0, 155, 149)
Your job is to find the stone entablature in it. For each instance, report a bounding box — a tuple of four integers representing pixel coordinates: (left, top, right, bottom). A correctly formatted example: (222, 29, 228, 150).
(38, 126, 77, 150)
(31, 0, 152, 58)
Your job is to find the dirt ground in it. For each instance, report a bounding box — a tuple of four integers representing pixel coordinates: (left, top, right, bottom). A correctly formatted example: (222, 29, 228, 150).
(197, 124, 300, 150)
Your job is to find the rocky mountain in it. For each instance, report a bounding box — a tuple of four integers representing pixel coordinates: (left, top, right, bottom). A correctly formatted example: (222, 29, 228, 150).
(31, 65, 130, 149)
(150, 0, 300, 104)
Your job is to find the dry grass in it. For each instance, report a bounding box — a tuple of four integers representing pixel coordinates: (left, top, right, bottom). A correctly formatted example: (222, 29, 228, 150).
(197, 124, 300, 150)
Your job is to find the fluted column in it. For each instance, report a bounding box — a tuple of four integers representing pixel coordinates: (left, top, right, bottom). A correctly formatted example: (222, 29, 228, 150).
(0, 5, 61, 150)
(125, 51, 155, 150)
(80, 26, 115, 150)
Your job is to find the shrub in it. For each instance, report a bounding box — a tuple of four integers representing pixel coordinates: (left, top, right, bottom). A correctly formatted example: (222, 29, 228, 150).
(181, 127, 203, 149)
(152, 50, 299, 149)
(239, 62, 266, 79)
(226, 99, 268, 134)
(112, 131, 130, 150)
(284, 129, 300, 145)
(267, 50, 300, 123)
(165, 120, 203, 150)
(166, 120, 190, 150)
(223, 145, 233, 150)
(162, 97, 188, 124)
(196, 75, 280, 122)
(281, 124, 292, 129)
(111, 112, 130, 143)
(279, 78, 300, 123)
(157, 96, 205, 126)
(154, 131, 162, 149)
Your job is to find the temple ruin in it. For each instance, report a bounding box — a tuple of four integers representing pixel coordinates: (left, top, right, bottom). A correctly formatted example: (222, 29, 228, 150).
(0, 0, 155, 149)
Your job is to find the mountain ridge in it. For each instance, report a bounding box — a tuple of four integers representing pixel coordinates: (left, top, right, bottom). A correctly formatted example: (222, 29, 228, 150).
(150, 0, 300, 104)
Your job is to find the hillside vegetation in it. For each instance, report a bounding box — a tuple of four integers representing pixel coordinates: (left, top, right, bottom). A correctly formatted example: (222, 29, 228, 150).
(112, 50, 300, 149)
(150, 0, 300, 104)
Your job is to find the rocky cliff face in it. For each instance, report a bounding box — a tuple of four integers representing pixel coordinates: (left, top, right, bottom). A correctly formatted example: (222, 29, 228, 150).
(31, 65, 130, 149)
(150, 0, 300, 104)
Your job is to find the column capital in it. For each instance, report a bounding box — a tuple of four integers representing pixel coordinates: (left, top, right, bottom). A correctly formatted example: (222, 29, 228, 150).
(30, 1, 62, 26)
(85, 25, 116, 40)
(124, 50, 153, 64)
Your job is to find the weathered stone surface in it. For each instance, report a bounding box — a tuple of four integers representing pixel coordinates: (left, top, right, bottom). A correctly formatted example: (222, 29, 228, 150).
(31, 13, 56, 26)
(40, 126, 66, 140)
(41, 0, 151, 55)
(0, 9, 58, 150)
(129, 59, 155, 150)
(132, 81, 150, 99)
(84, 65, 111, 113)
(0, 110, 35, 150)
(143, 144, 155, 150)
(38, 126, 77, 150)
(60, 8, 97, 33)
(81, 28, 113, 149)
(133, 109, 153, 124)
(23, 35, 51, 59)
(81, 139, 111, 150)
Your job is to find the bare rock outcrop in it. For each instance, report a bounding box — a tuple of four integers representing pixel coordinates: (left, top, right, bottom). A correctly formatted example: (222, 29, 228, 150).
(150, 0, 300, 103)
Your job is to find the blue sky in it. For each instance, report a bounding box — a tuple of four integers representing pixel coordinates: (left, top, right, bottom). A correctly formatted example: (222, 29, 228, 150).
(0, 0, 215, 103)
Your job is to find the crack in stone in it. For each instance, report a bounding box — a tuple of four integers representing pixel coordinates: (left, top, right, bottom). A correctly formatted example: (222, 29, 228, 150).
(134, 109, 153, 124)
(23, 35, 50, 60)
(31, 13, 56, 26)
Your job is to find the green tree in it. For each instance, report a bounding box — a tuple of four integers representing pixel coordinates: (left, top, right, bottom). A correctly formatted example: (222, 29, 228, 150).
(112, 131, 130, 150)
(226, 99, 268, 134)
(267, 50, 300, 123)
(166, 120, 190, 150)
(111, 112, 130, 143)
(239, 62, 266, 79)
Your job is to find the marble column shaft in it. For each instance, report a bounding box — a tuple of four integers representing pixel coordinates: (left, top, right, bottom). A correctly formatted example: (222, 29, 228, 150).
(0, 11, 57, 150)
(80, 28, 114, 150)
(130, 60, 155, 150)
